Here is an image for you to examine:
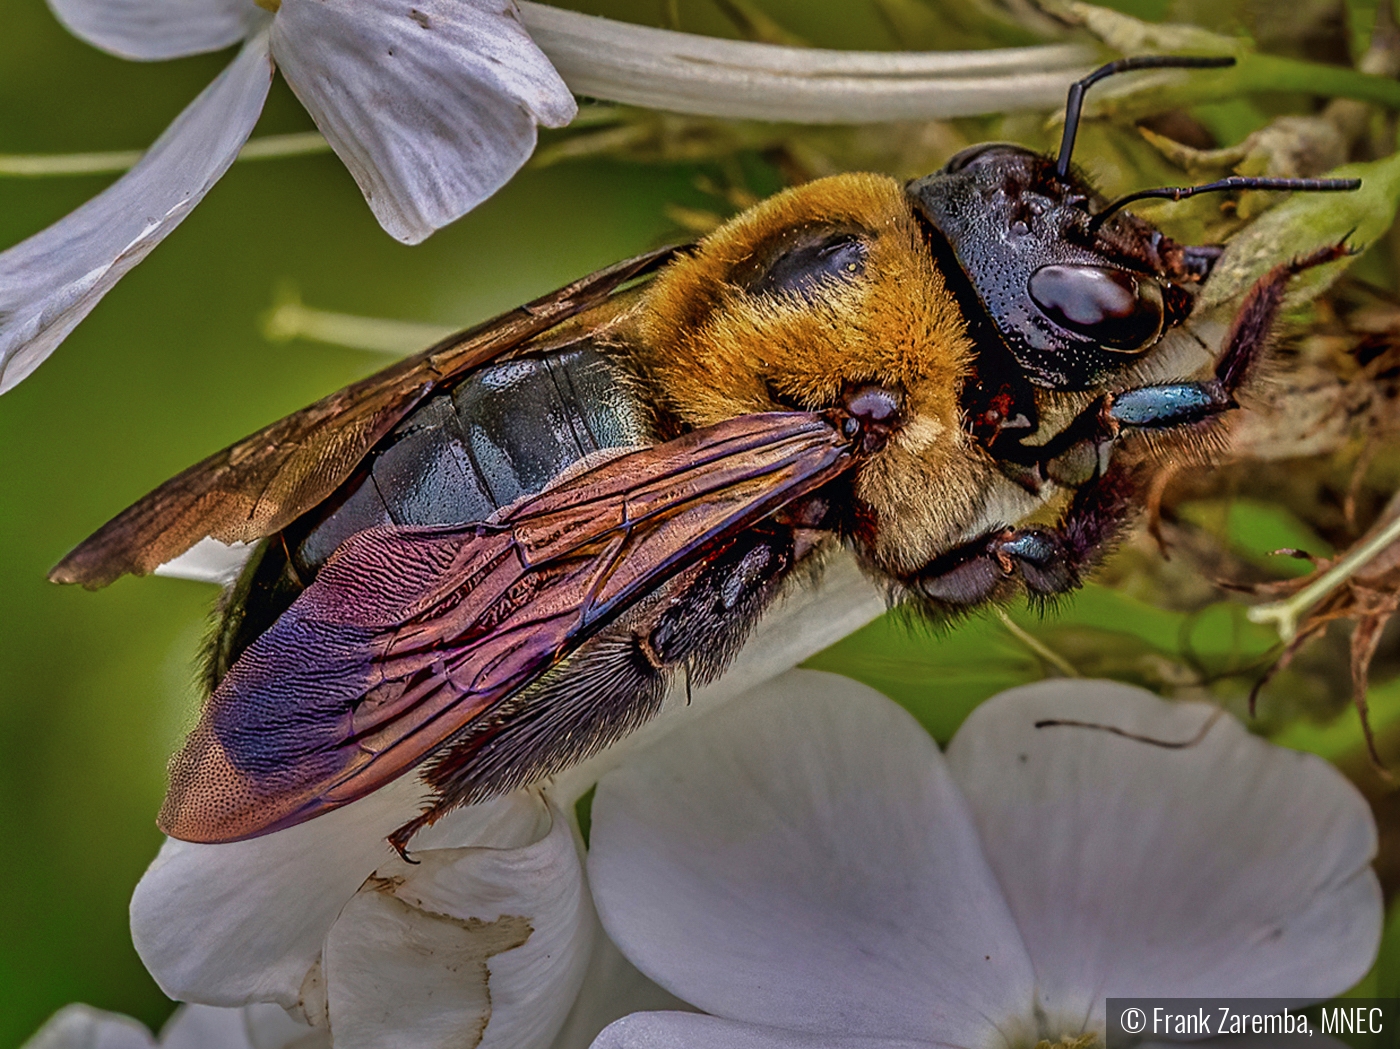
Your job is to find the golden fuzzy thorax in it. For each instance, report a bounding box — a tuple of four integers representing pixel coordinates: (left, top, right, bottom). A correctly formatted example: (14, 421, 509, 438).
(630, 172, 1001, 575)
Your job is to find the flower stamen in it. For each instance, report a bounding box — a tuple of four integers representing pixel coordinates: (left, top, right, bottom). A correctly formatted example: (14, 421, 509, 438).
(261, 288, 455, 355)
(0, 132, 328, 178)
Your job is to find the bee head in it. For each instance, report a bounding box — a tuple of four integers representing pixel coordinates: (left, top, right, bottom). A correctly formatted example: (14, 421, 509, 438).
(905, 145, 1194, 392)
(900, 55, 1360, 396)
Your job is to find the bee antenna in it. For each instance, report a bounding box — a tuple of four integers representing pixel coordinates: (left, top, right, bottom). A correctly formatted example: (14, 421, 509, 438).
(1055, 55, 1237, 181)
(1087, 175, 1363, 232)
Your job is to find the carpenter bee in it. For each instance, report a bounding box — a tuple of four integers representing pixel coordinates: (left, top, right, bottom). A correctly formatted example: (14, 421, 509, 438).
(52, 56, 1358, 856)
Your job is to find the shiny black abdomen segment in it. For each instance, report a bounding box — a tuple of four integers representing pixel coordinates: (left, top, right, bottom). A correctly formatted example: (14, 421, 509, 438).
(208, 347, 652, 687)
(294, 348, 651, 574)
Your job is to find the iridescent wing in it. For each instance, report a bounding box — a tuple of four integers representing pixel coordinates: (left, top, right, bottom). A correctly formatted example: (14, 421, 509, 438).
(49, 247, 681, 589)
(158, 411, 859, 843)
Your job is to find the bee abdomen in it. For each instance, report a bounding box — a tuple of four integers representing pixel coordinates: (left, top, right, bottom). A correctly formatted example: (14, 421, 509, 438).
(295, 347, 651, 572)
(208, 347, 652, 688)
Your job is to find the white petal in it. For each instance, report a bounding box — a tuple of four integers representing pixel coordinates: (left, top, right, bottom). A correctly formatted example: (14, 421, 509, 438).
(589, 669, 1034, 1045)
(324, 802, 591, 1049)
(591, 1013, 935, 1049)
(0, 33, 272, 395)
(520, 2, 1091, 123)
(550, 550, 885, 807)
(945, 680, 1383, 1031)
(410, 786, 552, 852)
(549, 930, 693, 1049)
(45, 0, 260, 60)
(21, 1005, 324, 1049)
(131, 772, 538, 1008)
(154, 537, 252, 585)
(158, 1006, 257, 1049)
(240, 1004, 328, 1049)
(21, 1005, 155, 1049)
(271, 0, 576, 245)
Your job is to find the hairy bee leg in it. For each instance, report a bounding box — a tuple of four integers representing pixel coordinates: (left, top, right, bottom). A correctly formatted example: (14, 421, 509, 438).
(1213, 239, 1355, 392)
(998, 381, 1233, 482)
(910, 465, 1137, 607)
(1058, 241, 1362, 466)
(1006, 375, 1235, 479)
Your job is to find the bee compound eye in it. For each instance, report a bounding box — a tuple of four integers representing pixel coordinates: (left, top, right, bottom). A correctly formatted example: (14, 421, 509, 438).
(1027, 264, 1165, 351)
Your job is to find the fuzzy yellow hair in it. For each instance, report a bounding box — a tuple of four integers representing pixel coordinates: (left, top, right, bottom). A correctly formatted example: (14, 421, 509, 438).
(630, 172, 1000, 574)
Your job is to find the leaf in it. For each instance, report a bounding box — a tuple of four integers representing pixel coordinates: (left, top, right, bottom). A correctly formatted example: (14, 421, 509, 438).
(1199, 151, 1400, 311)
(1037, 0, 1245, 57)
(1038, 1, 1400, 126)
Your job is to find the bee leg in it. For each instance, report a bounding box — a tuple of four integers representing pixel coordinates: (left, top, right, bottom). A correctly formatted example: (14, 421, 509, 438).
(981, 238, 1342, 597)
(910, 465, 1137, 608)
(1033, 240, 1357, 475)
(922, 244, 1353, 613)
(388, 818, 429, 864)
(1212, 239, 1354, 392)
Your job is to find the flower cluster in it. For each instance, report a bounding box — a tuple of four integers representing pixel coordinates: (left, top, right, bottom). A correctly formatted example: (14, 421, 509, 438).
(26, 667, 1381, 1049)
(9, 5, 1392, 1049)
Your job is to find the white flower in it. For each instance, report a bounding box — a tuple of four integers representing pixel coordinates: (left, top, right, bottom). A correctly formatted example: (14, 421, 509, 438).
(0, 0, 577, 394)
(129, 555, 884, 1047)
(121, 803, 690, 1049)
(0, 0, 1096, 394)
(22, 1000, 326, 1049)
(25, 942, 687, 1049)
(514, 3, 1090, 123)
(586, 671, 1383, 1049)
(131, 779, 594, 1049)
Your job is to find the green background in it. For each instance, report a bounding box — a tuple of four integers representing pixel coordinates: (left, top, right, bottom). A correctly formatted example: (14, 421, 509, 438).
(3, 0, 1398, 1044)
